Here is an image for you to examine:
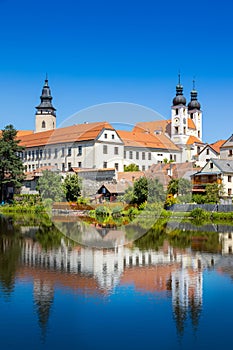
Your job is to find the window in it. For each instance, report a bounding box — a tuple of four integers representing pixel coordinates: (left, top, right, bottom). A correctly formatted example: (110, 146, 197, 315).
(175, 126, 178, 134)
(32, 150, 35, 160)
(62, 163, 65, 171)
(104, 133, 107, 139)
(183, 127, 186, 134)
(142, 165, 145, 171)
(24, 151, 27, 160)
(77, 146, 82, 156)
(28, 165, 31, 171)
(32, 164, 35, 170)
(136, 151, 139, 160)
(228, 188, 232, 196)
(210, 162, 213, 169)
(148, 152, 151, 160)
(68, 162, 71, 170)
(176, 109, 178, 115)
(228, 176, 232, 182)
(112, 134, 115, 140)
(129, 151, 133, 159)
(43, 149, 47, 159)
(158, 153, 163, 157)
(229, 150, 233, 157)
(35, 150, 39, 159)
(42, 120, 46, 128)
(24, 165, 27, 172)
(68, 148, 72, 156)
(124, 151, 126, 159)
(62, 148, 65, 157)
(39, 149, 43, 158)
(78, 162, 82, 168)
(198, 131, 200, 138)
(114, 147, 119, 155)
(54, 148, 58, 158)
(170, 154, 173, 161)
(103, 161, 107, 168)
(142, 152, 145, 160)
(190, 113, 194, 119)
(48, 149, 51, 159)
(206, 149, 209, 155)
(115, 163, 119, 171)
(174, 155, 177, 162)
(28, 151, 31, 160)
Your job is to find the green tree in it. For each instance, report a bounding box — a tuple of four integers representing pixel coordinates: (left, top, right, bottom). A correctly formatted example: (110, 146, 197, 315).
(133, 177, 148, 205)
(167, 178, 192, 196)
(37, 170, 64, 202)
(0, 125, 25, 201)
(63, 173, 82, 202)
(205, 183, 224, 203)
(147, 178, 166, 203)
(124, 163, 139, 172)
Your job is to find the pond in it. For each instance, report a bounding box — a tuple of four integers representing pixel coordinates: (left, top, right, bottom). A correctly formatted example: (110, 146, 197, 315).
(0, 213, 233, 349)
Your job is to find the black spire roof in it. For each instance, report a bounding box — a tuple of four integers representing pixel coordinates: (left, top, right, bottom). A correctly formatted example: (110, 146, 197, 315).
(36, 77, 56, 115)
(188, 80, 201, 110)
(172, 74, 186, 106)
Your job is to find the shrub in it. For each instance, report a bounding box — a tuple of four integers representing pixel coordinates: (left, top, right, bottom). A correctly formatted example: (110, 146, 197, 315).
(190, 208, 210, 222)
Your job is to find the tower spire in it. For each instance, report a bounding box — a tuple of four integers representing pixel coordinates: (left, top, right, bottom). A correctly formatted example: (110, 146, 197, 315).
(172, 72, 186, 106)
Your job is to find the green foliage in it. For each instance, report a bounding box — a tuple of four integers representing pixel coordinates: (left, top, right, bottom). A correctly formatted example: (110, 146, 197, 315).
(124, 163, 139, 172)
(133, 177, 148, 205)
(167, 178, 192, 196)
(190, 208, 210, 223)
(95, 205, 111, 216)
(205, 183, 224, 203)
(192, 194, 207, 204)
(37, 170, 64, 202)
(63, 173, 82, 202)
(164, 194, 177, 208)
(147, 178, 166, 203)
(0, 125, 25, 200)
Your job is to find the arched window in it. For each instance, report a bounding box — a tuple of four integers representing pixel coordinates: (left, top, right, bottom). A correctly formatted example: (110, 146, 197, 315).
(42, 120, 46, 129)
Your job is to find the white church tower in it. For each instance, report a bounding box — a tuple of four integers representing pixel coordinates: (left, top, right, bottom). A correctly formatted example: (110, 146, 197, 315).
(187, 80, 202, 140)
(35, 77, 56, 133)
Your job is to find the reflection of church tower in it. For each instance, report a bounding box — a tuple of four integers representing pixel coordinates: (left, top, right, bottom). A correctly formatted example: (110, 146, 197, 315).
(33, 279, 54, 337)
(171, 267, 203, 335)
(35, 77, 56, 133)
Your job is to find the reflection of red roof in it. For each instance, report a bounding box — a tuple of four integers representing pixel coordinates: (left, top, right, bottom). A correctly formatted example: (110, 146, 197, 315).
(18, 267, 104, 295)
(120, 265, 178, 293)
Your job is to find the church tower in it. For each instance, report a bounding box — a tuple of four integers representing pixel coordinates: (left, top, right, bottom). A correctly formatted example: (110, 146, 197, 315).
(35, 77, 56, 133)
(171, 74, 189, 145)
(188, 80, 202, 140)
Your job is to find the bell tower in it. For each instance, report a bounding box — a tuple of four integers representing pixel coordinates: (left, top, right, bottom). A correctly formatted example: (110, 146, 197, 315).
(188, 80, 202, 140)
(171, 74, 188, 145)
(35, 77, 56, 133)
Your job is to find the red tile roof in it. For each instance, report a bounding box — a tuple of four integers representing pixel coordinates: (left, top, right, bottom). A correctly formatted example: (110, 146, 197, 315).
(210, 139, 226, 153)
(17, 122, 114, 147)
(117, 130, 180, 151)
(186, 135, 203, 145)
(133, 119, 171, 135)
(187, 118, 196, 130)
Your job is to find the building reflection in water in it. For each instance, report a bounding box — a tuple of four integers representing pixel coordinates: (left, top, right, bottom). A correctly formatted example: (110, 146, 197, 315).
(19, 237, 219, 336)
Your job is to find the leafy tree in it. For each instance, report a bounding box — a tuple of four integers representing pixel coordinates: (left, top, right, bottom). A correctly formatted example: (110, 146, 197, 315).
(148, 178, 166, 203)
(124, 177, 165, 205)
(37, 170, 64, 202)
(124, 163, 139, 172)
(63, 173, 82, 202)
(133, 177, 148, 205)
(167, 178, 192, 196)
(0, 125, 25, 201)
(205, 183, 224, 203)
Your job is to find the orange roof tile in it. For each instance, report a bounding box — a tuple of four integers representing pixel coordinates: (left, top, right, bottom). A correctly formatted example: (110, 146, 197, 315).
(133, 119, 171, 135)
(117, 171, 145, 182)
(186, 135, 203, 145)
(187, 118, 196, 129)
(17, 122, 114, 147)
(210, 139, 226, 153)
(117, 130, 180, 151)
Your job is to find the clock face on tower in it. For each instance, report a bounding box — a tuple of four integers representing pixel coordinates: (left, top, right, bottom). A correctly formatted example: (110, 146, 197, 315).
(174, 117, 180, 125)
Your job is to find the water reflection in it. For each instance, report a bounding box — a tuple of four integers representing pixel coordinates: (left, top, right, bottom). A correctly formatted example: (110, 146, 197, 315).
(1, 214, 233, 345)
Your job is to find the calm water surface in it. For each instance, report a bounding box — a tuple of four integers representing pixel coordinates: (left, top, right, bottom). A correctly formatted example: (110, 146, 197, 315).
(0, 214, 233, 349)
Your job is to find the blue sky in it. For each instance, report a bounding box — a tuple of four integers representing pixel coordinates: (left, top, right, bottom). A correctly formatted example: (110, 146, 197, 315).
(0, 0, 233, 143)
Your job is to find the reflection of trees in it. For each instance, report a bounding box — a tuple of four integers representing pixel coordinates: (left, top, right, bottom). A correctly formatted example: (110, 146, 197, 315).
(134, 219, 167, 250)
(0, 215, 22, 297)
